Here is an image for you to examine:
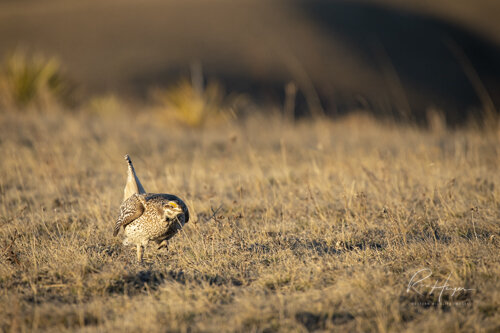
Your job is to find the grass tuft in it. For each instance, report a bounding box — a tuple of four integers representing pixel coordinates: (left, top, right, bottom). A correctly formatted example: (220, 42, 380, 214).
(0, 50, 73, 111)
(152, 79, 241, 128)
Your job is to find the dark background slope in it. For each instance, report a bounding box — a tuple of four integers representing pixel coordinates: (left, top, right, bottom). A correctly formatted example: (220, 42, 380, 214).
(1, 0, 499, 123)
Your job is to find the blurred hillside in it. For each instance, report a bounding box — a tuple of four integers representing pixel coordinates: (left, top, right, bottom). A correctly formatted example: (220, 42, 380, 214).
(1, 0, 500, 124)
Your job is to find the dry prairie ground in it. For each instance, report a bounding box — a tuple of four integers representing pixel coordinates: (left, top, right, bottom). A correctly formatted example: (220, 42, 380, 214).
(0, 110, 499, 332)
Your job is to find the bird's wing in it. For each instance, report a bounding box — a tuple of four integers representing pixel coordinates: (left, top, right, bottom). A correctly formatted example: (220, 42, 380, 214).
(182, 201, 189, 224)
(113, 194, 146, 236)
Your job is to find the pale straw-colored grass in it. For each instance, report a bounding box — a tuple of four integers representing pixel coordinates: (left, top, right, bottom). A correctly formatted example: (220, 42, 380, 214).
(0, 109, 498, 332)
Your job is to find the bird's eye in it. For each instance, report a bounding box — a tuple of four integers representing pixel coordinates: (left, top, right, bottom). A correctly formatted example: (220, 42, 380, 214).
(168, 201, 178, 208)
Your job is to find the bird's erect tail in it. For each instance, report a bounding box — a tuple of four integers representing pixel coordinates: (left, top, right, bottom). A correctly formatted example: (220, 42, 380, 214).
(123, 154, 146, 201)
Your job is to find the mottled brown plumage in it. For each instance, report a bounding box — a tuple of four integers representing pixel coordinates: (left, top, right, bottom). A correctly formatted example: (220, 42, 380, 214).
(114, 155, 189, 262)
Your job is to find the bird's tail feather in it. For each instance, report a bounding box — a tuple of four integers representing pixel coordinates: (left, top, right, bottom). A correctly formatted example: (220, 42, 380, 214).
(123, 154, 146, 201)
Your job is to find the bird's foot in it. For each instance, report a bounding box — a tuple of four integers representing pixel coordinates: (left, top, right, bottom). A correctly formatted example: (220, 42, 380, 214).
(157, 240, 169, 250)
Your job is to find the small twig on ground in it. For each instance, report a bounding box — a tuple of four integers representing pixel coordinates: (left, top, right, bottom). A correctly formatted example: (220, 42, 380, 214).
(206, 205, 223, 223)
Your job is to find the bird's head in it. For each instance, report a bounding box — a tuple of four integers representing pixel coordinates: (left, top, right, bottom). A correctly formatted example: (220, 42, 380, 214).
(163, 201, 183, 220)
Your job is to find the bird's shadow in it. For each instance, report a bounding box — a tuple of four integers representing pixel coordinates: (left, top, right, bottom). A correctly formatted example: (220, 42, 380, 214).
(106, 264, 243, 296)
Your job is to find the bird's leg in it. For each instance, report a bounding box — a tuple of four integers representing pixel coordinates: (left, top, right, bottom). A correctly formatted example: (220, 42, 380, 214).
(136, 245, 144, 263)
(157, 240, 169, 250)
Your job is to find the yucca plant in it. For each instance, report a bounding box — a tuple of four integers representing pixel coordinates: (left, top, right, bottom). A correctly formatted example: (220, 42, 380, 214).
(0, 50, 72, 111)
(152, 79, 239, 128)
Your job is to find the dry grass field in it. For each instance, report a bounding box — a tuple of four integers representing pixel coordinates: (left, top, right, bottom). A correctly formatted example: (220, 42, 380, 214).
(0, 107, 499, 332)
